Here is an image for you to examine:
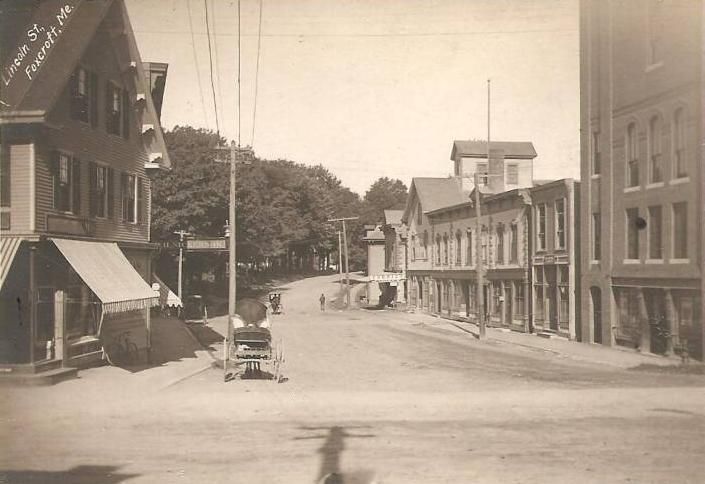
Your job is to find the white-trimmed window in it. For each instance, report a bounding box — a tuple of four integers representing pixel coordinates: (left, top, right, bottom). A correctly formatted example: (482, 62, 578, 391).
(673, 108, 687, 178)
(496, 225, 504, 264)
(648, 205, 662, 260)
(673, 202, 687, 259)
(626, 122, 639, 187)
(70, 67, 97, 126)
(626, 208, 640, 260)
(555, 198, 566, 249)
(536, 204, 546, 250)
(648, 115, 663, 183)
(592, 212, 601, 261)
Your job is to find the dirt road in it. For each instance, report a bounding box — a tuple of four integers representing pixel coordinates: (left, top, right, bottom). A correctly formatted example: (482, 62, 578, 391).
(2, 273, 705, 483)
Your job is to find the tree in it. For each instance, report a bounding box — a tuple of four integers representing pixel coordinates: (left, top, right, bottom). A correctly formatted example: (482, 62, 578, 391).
(361, 177, 408, 225)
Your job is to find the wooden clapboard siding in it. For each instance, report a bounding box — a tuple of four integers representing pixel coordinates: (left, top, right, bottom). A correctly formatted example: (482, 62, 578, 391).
(36, 23, 152, 245)
(7, 144, 32, 233)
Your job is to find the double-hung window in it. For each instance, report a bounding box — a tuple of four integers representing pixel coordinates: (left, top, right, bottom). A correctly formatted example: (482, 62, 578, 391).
(53, 152, 80, 214)
(536, 204, 546, 250)
(626, 208, 640, 260)
(555, 199, 566, 249)
(648, 205, 662, 259)
(626, 123, 639, 187)
(673, 109, 687, 178)
(648, 116, 663, 183)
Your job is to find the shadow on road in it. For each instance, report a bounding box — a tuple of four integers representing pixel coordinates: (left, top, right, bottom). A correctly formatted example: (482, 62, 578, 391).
(0, 465, 138, 484)
(294, 425, 377, 483)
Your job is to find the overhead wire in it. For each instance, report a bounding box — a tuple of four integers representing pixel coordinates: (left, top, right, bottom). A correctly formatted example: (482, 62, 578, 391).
(185, 0, 209, 128)
(204, 0, 221, 136)
(210, 0, 225, 137)
(237, 0, 241, 147)
(251, 0, 263, 148)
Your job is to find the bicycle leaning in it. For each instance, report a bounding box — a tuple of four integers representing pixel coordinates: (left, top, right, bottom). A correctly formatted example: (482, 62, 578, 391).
(103, 330, 140, 366)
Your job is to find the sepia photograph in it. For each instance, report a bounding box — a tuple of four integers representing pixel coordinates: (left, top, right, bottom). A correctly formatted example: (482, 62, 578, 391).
(0, 0, 703, 482)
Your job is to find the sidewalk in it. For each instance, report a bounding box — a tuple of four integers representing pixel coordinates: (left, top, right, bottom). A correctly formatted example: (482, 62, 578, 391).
(395, 309, 695, 370)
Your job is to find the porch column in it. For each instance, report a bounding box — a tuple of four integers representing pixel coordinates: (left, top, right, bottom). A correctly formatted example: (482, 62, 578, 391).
(54, 290, 66, 366)
(664, 289, 676, 356)
(637, 289, 650, 352)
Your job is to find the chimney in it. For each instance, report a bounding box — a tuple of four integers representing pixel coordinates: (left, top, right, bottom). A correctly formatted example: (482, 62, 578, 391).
(488, 148, 505, 193)
(142, 62, 169, 120)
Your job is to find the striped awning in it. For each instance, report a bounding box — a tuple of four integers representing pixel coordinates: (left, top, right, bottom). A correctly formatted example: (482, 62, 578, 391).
(51, 238, 158, 314)
(0, 237, 23, 290)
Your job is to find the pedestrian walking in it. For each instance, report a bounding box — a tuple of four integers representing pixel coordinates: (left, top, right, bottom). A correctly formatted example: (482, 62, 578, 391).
(319, 293, 326, 311)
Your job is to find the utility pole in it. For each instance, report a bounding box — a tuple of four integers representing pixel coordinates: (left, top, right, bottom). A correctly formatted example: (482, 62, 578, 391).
(474, 172, 486, 340)
(173, 229, 191, 301)
(328, 216, 359, 307)
(475, 78, 491, 340)
(337, 230, 344, 296)
(214, 140, 252, 380)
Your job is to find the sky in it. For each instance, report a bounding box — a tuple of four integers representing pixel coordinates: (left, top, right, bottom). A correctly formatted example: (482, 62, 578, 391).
(125, 0, 580, 195)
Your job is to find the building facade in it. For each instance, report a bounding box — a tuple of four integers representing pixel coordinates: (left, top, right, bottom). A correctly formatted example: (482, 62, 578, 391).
(0, 0, 171, 376)
(424, 188, 533, 332)
(530, 180, 581, 339)
(580, 0, 704, 359)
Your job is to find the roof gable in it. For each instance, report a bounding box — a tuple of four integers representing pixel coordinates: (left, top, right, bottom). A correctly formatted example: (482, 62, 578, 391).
(402, 177, 465, 223)
(451, 140, 537, 160)
(0, 0, 171, 169)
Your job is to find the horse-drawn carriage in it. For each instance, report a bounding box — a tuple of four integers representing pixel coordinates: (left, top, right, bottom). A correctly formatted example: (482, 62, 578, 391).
(227, 298, 283, 382)
(268, 292, 283, 314)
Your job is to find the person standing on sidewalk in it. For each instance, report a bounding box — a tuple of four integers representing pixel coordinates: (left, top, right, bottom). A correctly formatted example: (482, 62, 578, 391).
(319, 293, 326, 311)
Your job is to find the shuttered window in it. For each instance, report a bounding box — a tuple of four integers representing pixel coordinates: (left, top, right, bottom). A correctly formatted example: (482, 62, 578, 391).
(70, 67, 98, 126)
(121, 173, 136, 223)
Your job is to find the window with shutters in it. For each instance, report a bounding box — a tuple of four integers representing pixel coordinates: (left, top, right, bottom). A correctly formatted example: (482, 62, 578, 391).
(70, 67, 98, 126)
(54, 152, 80, 214)
(121, 173, 136, 223)
(466, 230, 473, 266)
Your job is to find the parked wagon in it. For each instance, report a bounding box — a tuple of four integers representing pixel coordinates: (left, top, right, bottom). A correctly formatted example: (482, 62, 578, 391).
(227, 298, 283, 381)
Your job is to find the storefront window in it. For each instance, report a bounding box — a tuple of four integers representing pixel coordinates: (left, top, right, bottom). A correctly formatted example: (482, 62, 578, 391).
(534, 268, 544, 322)
(558, 266, 569, 324)
(616, 288, 640, 347)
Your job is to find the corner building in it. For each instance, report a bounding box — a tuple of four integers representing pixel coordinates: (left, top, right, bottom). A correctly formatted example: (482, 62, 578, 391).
(579, 0, 704, 359)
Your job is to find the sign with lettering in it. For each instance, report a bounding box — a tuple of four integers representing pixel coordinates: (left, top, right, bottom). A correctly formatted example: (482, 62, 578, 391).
(186, 238, 228, 251)
(1, 0, 82, 107)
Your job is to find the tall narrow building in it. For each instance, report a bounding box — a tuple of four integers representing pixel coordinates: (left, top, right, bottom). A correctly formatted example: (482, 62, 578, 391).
(579, 0, 704, 360)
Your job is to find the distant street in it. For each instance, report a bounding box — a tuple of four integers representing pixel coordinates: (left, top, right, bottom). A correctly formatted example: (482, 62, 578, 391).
(2, 273, 705, 484)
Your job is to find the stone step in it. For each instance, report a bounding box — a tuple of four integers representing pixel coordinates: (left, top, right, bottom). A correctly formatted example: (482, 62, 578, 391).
(0, 359, 63, 374)
(0, 367, 78, 386)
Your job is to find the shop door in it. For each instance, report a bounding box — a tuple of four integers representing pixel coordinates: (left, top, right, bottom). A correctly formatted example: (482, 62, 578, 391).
(545, 266, 558, 331)
(591, 287, 602, 344)
(645, 289, 668, 355)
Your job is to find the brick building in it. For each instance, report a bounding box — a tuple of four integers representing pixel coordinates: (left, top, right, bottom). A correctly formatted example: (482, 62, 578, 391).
(579, 0, 703, 359)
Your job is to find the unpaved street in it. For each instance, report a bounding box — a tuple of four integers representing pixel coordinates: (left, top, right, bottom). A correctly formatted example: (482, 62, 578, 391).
(2, 274, 705, 483)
